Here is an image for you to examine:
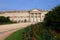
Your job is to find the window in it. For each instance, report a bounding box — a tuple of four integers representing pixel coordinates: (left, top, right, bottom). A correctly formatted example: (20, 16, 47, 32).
(42, 16, 45, 17)
(38, 16, 41, 17)
(35, 16, 37, 18)
(21, 16, 23, 18)
(39, 13, 41, 15)
(31, 16, 33, 18)
(31, 13, 33, 15)
(35, 13, 37, 15)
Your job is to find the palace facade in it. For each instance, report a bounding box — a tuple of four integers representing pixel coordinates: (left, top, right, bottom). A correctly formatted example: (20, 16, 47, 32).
(0, 9, 48, 23)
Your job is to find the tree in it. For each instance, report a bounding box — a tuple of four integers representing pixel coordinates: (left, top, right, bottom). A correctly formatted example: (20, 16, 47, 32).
(0, 16, 12, 24)
(44, 5, 60, 33)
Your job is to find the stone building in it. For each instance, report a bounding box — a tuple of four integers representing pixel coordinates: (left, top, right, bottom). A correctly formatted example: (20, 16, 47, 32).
(0, 9, 48, 23)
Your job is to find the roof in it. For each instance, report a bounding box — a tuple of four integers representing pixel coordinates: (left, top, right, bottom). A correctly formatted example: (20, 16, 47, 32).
(0, 8, 49, 13)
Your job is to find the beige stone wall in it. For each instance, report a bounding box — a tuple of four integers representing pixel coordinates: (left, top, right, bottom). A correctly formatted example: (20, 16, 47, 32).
(0, 9, 48, 23)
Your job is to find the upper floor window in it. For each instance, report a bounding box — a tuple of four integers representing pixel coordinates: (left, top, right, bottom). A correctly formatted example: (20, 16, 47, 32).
(39, 13, 41, 15)
(31, 16, 33, 18)
(38, 16, 41, 17)
(35, 13, 37, 15)
(35, 16, 37, 18)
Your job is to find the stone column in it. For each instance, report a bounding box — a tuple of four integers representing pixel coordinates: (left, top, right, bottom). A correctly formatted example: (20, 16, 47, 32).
(40, 13, 41, 22)
(29, 14, 30, 22)
(37, 13, 38, 22)
(29, 13, 32, 22)
(35, 13, 37, 22)
(33, 13, 34, 22)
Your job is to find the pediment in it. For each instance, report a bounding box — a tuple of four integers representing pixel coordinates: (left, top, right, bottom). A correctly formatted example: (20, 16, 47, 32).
(31, 9, 40, 11)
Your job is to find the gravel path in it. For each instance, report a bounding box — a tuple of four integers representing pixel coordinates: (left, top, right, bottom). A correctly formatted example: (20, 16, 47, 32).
(0, 23, 32, 40)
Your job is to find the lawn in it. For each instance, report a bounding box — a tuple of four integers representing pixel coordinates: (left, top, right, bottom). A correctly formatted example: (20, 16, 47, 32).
(5, 28, 25, 40)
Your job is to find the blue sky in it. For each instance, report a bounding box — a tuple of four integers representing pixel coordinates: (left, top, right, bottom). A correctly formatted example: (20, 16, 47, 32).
(0, 0, 60, 11)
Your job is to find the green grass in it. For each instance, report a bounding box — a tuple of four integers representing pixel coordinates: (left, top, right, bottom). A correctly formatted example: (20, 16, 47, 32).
(5, 22, 60, 40)
(5, 28, 25, 40)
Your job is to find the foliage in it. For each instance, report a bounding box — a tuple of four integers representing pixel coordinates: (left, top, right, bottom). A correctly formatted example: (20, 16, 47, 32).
(44, 5, 60, 33)
(5, 22, 60, 40)
(0, 16, 13, 24)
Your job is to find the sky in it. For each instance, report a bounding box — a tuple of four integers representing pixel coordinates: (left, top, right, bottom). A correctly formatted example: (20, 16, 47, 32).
(0, 0, 60, 11)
